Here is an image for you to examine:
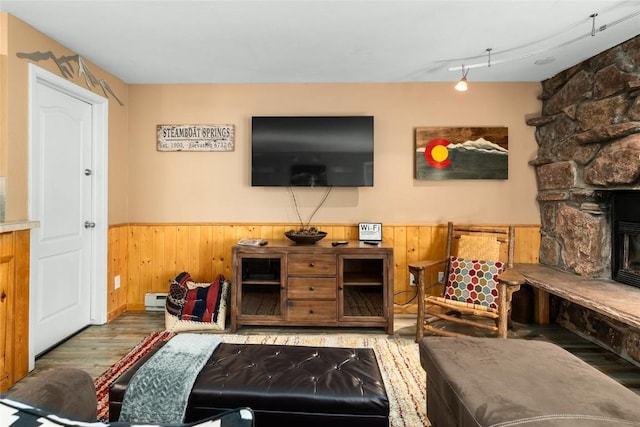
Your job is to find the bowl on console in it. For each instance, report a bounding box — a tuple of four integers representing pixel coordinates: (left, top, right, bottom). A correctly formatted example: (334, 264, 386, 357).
(284, 230, 327, 244)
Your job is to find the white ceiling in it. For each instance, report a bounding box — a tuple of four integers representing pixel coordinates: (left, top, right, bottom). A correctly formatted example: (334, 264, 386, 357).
(1, 0, 639, 84)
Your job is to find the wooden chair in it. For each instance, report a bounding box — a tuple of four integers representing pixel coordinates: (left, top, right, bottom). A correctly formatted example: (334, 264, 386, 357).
(410, 222, 524, 341)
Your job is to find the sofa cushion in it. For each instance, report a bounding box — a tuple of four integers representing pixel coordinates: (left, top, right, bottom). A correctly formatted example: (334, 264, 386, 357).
(4, 367, 97, 421)
(419, 336, 640, 426)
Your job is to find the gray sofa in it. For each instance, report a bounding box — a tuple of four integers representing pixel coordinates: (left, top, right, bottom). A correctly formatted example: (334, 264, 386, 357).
(419, 336, 640, 426)
(2, 367, 255, 426)
(4, 367, 97, 421)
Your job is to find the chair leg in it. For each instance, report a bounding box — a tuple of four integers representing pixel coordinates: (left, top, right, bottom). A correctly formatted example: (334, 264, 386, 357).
(498, 282, 509, 338)
(497, 282, 521, 338)
(415, 268, 426, 343)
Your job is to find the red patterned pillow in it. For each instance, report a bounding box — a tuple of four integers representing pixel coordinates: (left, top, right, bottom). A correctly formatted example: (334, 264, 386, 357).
(166, 272, 191, 316)
(444, 256, 504, 309)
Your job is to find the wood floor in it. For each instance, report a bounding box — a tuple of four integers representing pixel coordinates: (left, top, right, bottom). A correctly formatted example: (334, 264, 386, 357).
(7, 311, 640, 396)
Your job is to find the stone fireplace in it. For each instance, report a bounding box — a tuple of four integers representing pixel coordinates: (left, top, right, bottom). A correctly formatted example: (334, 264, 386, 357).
(526, 35, 640, 360)
(611, 190, 640, 288)
(528, 35, 640, 280)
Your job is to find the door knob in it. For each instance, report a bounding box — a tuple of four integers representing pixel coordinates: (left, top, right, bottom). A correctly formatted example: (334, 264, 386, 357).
(84, 221, 96, 229)
(84, 169, 92, 176)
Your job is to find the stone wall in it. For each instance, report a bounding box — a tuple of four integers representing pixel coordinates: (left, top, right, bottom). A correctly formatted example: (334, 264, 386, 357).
(527, 35, 640, 278)
(527, 35, 640, 366)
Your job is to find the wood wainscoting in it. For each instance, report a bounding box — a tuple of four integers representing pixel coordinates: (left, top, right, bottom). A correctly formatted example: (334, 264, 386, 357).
(0, 230, 30, 392)
(107, 223, 541, 321)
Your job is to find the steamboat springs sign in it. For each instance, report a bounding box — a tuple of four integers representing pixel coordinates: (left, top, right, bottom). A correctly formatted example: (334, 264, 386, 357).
(157, 124, 235, 151)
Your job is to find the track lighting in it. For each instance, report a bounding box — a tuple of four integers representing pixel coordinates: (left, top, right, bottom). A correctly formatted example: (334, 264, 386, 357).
(454, 48, 492, 91)
(445, 11, 638, 75)
(454, 65, 469, 91)
(590, 13, 598, 36)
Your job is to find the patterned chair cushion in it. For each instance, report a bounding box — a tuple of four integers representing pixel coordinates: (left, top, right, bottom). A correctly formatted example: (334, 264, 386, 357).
(443, 256, 504, 309)
(0, 397, 253, 427)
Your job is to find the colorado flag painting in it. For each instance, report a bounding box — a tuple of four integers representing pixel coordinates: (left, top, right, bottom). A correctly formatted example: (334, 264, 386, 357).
(415, 127, 509, 180)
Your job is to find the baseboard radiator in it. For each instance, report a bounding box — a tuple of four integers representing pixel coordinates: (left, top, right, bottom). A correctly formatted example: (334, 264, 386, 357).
(144, 292, 167, 312)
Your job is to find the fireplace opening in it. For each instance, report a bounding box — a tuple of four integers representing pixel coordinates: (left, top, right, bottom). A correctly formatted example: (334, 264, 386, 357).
(611, 191, 640, 288)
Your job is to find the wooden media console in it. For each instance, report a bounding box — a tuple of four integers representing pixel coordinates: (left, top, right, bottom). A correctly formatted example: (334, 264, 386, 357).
(231, 240, 394, 333)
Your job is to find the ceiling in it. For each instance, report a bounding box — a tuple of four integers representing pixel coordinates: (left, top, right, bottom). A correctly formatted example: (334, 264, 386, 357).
(1, 0, 639, 85)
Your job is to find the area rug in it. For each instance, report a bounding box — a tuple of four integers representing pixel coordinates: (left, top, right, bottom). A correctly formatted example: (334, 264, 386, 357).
(95, 331, 429, 426)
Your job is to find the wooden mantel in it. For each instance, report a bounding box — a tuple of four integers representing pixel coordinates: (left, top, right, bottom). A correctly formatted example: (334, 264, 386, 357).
(514, 263, 640, 330)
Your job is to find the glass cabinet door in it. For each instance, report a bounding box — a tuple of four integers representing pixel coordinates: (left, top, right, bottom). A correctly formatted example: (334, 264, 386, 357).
(339, 256, 385, 320)
(238, 256, 284, 319)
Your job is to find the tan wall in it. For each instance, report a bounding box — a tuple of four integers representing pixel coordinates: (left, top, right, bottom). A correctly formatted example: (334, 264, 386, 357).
(0, 15, 8, 180)
(3, 14, 544, 322)
(1, 13, 129, 223)
(128, 82, 542, 225)
(3, 13, 541, 227)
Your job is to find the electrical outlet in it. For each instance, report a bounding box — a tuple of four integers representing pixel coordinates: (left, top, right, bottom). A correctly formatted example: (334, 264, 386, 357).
(114, 275, 121, 289)
(409, 272, 416, 287)
(438, 271, 444, 283)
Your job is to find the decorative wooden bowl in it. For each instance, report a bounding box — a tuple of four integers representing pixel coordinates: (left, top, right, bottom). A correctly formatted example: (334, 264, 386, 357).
(284, 230, 327, 244)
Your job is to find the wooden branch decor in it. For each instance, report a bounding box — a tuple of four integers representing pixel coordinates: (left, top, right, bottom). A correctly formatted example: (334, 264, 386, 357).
(16, 51, 124, 106)
(157, 124, 235, 152)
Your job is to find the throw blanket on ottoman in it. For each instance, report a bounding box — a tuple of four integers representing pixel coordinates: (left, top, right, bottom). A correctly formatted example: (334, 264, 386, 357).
(119, 333, 222, 424)
(110, 343, 390, 427)
(165, 272, 230, 331)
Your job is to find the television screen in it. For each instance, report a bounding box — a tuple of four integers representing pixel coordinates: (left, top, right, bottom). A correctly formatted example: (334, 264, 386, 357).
(251, 116, 374, 187)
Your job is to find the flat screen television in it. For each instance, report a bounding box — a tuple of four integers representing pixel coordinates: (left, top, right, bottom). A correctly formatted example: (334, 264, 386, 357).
(251, 116, 374, 187)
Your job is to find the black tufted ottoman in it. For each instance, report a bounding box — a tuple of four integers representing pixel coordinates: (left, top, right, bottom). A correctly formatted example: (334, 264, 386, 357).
(110, 342, 389, 427)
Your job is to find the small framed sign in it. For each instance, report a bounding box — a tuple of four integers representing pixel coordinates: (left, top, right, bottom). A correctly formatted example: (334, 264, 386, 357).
(358, 222, 382, 241)
(157, 124, 235, 152)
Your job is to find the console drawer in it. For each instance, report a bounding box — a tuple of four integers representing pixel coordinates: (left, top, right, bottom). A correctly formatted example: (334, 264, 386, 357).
(288, 254, 336, 275)
(287, 300, 337, 322)
(288, 277, 336, 299)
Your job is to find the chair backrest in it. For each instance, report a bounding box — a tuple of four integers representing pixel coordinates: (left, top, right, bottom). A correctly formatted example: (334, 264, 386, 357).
(442, 222, 515, 309)
(446, 222, 515, 267)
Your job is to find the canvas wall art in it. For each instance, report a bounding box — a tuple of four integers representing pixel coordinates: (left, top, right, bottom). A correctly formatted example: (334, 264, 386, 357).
(415, 127, 509, 180)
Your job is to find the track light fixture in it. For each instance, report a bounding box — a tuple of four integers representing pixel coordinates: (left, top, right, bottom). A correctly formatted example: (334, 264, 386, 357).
(446, 10, 638, 76)
(454, 49, 491, 91)
(454, 65, 469, 91)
